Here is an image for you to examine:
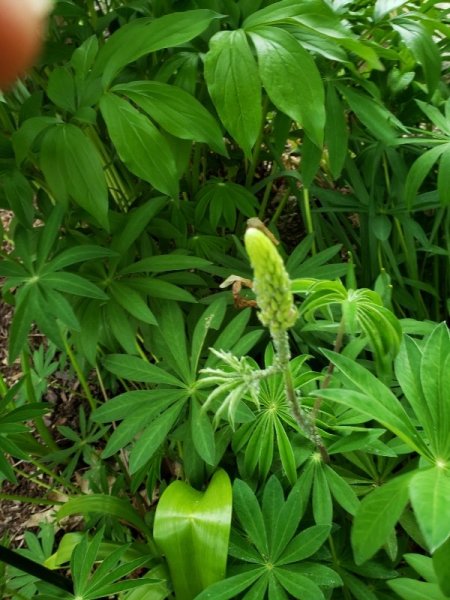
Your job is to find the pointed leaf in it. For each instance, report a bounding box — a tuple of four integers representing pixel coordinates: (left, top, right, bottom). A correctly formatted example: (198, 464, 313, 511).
(352, 472, 414, 564)
(249, 26, 324, 147)
(410, 467, 450, 553)
(205, 29, 262, 158)
(100, 93, 178, 198)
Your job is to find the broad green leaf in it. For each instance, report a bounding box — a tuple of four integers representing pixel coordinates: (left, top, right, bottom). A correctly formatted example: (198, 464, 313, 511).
(42, 288, 80, 331)
(105, 303, 137, 355)
(191, 398, 216, 466)
(71, 35, 99, 79)
(103, 354, 181, 386)
(338, 86, 401, 142)
(438, 144, 450, 206)
(274, 568, 325, 600)
(40, 125, 109, 229)
(410, 467, 450, 552)
(243, 0, 327, 28)
(195, 182, 258, 230)
(196, 568, 265, 600)
(113, 81, 227, 155)
(92, 390, 183, 423)
(3, 170, 34, 227)
(36, 204, 65, 269)
(416, 100, 450, 136)
(393, 19, 441, 93)
(12, 116, 59, 165)
(190, 298, 227, 375)
(99, 393, 183, 458)
(278, 525, 331, 565)
(324, 465, 359, 515)
(100, 93, 178, 198)
(205, 29, 262, 158)
(47, 67, 77, 113)
(341, 571, 379, 600)
(312, 465, 332, 526)
(404, 553, 436, 583)
(262, 476, 285, 547)
(319, 350, 430, 457)
(109, 282, 157, 325)
(233, 479, 269, 557)
(433, 538, 450, 596)
(271, 475, 309, 562)
(112, 197, 167, 256)
(324, 83, 348, 178)
(404, 144, 449, 208)
(127, 278, 196, 303)
(72, 528, 103, 594)
(57, 495, 151, 537)
(120, 254, 211, 275)
(151, 301, 191, 383)
(94, 10, 223, 85)
(274, 417, 297, 486)
(419, 323, 450, 457)
(129, 401, 184, 473)
(388, 578, 448, 600)
(374, 0, 408, 21)
(9, 287, 34, 362)
(249, 26, 324, 147)
(351, 472, 413, 564)
(40, 272, 108, 299)
(154, 469, 232, 600)
(45, 246, 117, 272)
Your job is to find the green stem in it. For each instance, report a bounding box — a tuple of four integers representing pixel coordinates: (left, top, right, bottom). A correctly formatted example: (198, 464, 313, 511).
(62, 337, 97, 412)
(274, 330, 328, 462)
(258, 163, 278, 220)
(22, 459, 79, 495)
(245, 96, 269, 188)
(20, 352, 59, 453)
(302, 187, 316, 254)
(0, 493, 62, 506)
(0, 373, 8, 399)
(269, 187, 290, 227)
(190, 143, 202, 196)
(312, 317, 346, 422)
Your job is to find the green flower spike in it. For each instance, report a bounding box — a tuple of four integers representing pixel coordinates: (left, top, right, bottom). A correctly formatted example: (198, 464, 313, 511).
(244, 226, 298, 334)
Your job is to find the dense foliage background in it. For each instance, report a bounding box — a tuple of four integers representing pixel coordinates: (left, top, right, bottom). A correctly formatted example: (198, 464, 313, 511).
(0, 0, 449, 598)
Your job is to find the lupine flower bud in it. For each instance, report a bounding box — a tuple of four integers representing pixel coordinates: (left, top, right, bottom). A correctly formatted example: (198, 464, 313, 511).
(244, 227, 298, 333)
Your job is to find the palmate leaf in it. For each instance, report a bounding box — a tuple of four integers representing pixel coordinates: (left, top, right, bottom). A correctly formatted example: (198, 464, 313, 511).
(70, 530, 155, 600)
(195, 181, 258, 230)
(202, 475, 338, 598)
(153, 469, 232, 600)
(294, 279, 402, 372)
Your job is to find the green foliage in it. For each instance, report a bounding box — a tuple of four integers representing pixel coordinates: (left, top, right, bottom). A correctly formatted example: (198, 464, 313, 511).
(196, 476, 342, 599)
(154, 469, 232, 600)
